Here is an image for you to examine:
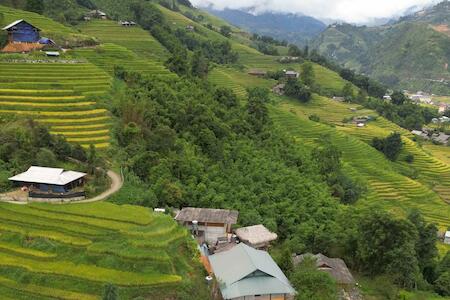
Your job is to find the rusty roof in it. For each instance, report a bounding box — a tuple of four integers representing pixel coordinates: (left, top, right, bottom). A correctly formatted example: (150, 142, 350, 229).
(293, 253, 355, 285)
(175, 207, 238, 224)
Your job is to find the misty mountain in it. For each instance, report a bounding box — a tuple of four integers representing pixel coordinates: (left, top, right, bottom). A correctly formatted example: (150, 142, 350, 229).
(204, 7, 326, 45)
(311, 1, 450, 94)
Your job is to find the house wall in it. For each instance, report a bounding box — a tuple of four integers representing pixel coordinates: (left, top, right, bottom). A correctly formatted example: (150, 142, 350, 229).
(445, 236, 450, 245)
(9, 23, 40, 43)
(184, 223, 227, 244)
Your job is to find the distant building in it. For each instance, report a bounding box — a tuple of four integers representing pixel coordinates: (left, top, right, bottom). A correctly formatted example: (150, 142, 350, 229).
(186, 25, 195, 31)
(235, 224, 277, 250)
(431, 132, 449, 145)
(119, 21, 136, 26)
(9, 166, 86, 199)
(209, 243, 296, 300)
(411, 130, 429, 140)
(285, 70, 299, 79)
(293, 253, 355, 287)
(332, 96, 345, 102)
(383, 95, 392, 101)
(87, 10, 107, 19)
(248, 69, 267, 77)
(445, 231, 450, 245)
(439, 103, 448, 114)
(175, 207, 238, 244)
(272, 83, 286, 95)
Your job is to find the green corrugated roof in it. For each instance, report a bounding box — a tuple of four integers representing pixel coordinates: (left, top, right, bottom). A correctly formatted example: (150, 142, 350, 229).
(209, 243, 295, 299)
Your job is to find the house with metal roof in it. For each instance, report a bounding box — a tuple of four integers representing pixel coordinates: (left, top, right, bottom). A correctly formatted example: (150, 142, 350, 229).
(175, 207, 238, 244)
(9, 166, 86, 199)
(209, 243, 296, 300)
(445, 231, 450, 245)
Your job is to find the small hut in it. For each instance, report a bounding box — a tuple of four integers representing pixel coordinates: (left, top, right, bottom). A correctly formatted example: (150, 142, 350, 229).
(248, 69, 267, 77)
(87, 10, 108, 20)
(285, 70, 299, 78)
(293, 253, 355, 286)
(1, 20, 45, 53)
(445, 231, 450, 244)
(235, 224, 277, 250)
(272, 83, 286, 96)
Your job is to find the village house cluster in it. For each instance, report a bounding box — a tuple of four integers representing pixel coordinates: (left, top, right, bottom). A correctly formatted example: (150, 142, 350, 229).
(175, 207, 358, 300)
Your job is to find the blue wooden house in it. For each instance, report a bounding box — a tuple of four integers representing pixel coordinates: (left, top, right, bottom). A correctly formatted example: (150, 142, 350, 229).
(2, 20, 41, 43)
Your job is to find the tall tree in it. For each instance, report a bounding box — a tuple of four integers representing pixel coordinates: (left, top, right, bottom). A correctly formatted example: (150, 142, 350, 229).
(246, 87, 270, 133)
(290, 256, 338, 300)
(301, 62, 315, 86)
(190, 50, 209, 78)
(408, 210, 438, 282)
(356, 208, 420, 288)
(26, 0, 44, 14)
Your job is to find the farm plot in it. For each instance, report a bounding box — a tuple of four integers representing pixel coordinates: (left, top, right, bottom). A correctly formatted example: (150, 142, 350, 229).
(73, 43, 176, 79)
(0, 62, 112, 148)
(0, 202, 201, 299)
(270, 107, 450, 230)
(78, 20, 170, 61)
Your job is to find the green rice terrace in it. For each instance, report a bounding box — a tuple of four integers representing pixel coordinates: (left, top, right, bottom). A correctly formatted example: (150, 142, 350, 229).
(0, 62, 112, 148)
(77, 20, 170, 61)
(0, 202, 206, 299)
(207, 66, 450, 231)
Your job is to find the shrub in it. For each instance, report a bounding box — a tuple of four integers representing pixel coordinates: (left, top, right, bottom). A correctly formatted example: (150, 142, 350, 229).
(405, 154, 414, 163)
(309, 114, 320, 122)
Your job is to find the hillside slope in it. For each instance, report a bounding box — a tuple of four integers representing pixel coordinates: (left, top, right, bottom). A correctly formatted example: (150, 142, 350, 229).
(0, 202, 208, 299)
(204, 8, 326, 45)
(312, 1, 450, 94)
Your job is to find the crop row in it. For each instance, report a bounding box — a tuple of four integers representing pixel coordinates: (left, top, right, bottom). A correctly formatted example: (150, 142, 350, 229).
(29, 202, 153, 226)
(0, 275, 99, 300)
(0, 252, 182, 286)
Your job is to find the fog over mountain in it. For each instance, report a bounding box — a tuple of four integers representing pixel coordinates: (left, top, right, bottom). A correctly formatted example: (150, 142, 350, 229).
(192, 0, 442, 24)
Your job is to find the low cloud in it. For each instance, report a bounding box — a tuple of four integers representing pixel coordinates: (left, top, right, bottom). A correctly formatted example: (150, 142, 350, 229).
(191, 0, 440, 23)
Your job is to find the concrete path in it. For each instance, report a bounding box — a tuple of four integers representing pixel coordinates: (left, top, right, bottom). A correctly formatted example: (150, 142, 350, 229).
(74, 170, 123, 203)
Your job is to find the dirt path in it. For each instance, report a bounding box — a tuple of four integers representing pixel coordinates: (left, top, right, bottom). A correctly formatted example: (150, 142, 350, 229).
(75, 170, 123, 203)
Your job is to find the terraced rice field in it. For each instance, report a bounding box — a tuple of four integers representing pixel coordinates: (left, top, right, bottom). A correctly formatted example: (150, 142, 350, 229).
(78, 20, 170, 61)
(271, 107, 450, 229)
(0, 5, 74, 35)
(0, 62, 112, 148)
(73, 43, 176, 79)
(209, 66, 275, 99)
(0, 202, 198, 299)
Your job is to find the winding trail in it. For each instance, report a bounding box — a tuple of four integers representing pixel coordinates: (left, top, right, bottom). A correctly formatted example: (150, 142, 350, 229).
(74, 170, 123, 203)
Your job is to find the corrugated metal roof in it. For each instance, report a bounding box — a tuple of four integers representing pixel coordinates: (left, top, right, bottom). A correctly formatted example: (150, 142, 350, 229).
(9, 166, 86, 186)
(175, 207, 238, 224)
(209, 243, 295, 299)
(2, 20, 40, 31)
